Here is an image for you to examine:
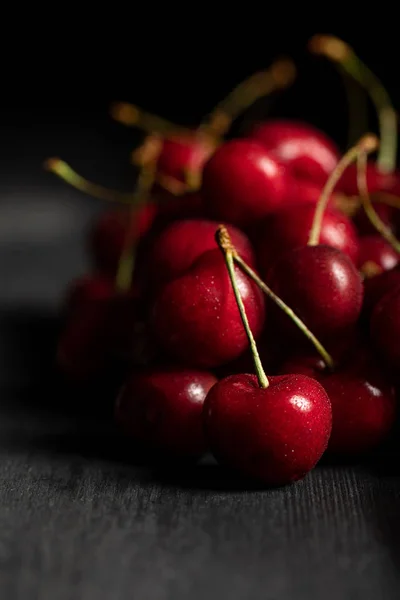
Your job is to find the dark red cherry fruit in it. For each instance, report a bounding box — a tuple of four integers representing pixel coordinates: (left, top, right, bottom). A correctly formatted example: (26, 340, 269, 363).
(203, 373, 332, 486)
(337, 161, 400, 196)
(353, 201, 395, 237)
(256, 203, 359, 276)
(155, 133, 216, 184)
(358, 235, 399, 278)
(247, 119, 340, 185)
(151, 249, 265, 368)
(279, 353, 396, 456)
(362, 266, 400, 320)
(115, 368, 217, 459)
(266, 245, 363, 341)
(146, 218, 256, 290)
(201, 139, 290, 227)
(370, 286, 400, 371)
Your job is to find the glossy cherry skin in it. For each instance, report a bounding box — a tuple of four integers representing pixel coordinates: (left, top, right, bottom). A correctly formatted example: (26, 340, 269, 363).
(370, 287, 400, 371)
(353, 201, 395, 237)
(337, 162, 400, 196)
(57, 275, 116, 380)
(150, 249, 265, 368)
(115, 368, 217, 459)
(362, 267, 400, 320)
(279, 354, 396, 455)
(358, 235, 399, 277)
(203, 373, 331, 486)
(266, 245, 363, 342)
(256, 203, 359, 276)
(155, 133, 216, 183)
(146, 219, 256, 291)
(247, 119, 339, 185)
(201, 139, 290, 227)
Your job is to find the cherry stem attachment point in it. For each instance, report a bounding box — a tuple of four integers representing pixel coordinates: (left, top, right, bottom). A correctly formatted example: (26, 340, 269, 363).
(216, 225, 269, 389)
(308, 134, 379, 246)
(357, 152, 400, 254)
(233, 254, 335, 370)
(309, 35, 397, 173)
(201, 58, 296, 138)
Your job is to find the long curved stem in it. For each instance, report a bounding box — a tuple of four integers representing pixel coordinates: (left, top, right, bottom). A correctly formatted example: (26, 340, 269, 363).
(216, 226, 269, 389)
(357, 152, 400, 254)
(309, 35, 397, 173)
(308, 134, 379, 246)
(110, 102, 190, 138)
(233, 255, 335, 370)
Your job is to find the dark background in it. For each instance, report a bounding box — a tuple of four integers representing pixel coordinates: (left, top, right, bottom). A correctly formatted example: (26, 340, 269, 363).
(1, 25, 400, 600)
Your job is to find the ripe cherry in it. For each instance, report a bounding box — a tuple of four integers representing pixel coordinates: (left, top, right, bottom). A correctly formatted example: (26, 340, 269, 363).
(353, 199, 395, 237)
(150, 248, 265, 368)
(279, 352, 396, 456)
(146, 218, 256, 291)
(256, 202, 359, 276)
(247, 119, 340, 185)
(201, 139, 290, 227)
(358, 235, 399, 278)
(370, 287, 400, 372)
(362, 266, 400, 320)
(115, 368, 217, 459)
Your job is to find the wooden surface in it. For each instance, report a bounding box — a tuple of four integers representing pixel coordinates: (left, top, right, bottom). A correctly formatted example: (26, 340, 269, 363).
(1, 124, 400, 599)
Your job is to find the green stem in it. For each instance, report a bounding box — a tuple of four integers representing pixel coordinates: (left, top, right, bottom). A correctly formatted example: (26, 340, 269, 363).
(234, 255, 335, 370)
(308, 134, 379, 246)
(338, 67, 369, 149)
(357, 152, 400, 254)
(216, 226, 269, 389)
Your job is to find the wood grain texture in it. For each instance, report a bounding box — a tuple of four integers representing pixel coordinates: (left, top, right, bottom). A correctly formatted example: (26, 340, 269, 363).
(1, 126, 400, 599)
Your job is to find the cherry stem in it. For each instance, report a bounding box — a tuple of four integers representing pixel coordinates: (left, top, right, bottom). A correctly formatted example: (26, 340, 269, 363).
(115, 157, 158, 292)
(308, 134, 379, 246)
(341, 70, 369, 149)
(44, 158, 136, 204)
(357, 152, 400, 254)
(309, 35, 397, 173)
(110, 102, 191, 138)
(233, 254, 335, 370)
(216, 226, 269, 389)
(200, 58, 296, 137)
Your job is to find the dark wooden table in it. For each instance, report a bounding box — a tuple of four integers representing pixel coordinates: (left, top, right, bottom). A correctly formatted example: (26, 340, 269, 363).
(1, 120, 400, 599)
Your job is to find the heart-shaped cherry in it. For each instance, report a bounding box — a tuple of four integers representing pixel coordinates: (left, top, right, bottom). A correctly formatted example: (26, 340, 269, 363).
(203, 226, 332, 485)
(150, 248, 265, 368)
(279, 351, 396, 456)
(247, 119, 340, 185)
(146, 218, 256, 291)
(115, 368, 217, 459)
(358, 235, 399, 277)
(256, 202, 359, 276)
(370, 286, 400, 372)
(201, 139, 291, 227)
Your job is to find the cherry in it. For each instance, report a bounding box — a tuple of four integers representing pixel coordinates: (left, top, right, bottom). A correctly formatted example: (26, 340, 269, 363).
(267, 244, 363, 342)
(358, 235, 399, 277)
(337, 163, 400, 197)
(256, 202, 359, 276)
(370, 286, 400, 371)
(203, 373, 331, 485)
(115, 368, 217, 459)
(279, 353, 396, 456)
(201, 139, 290, 227)
(146, 218, 256, 291)
(362, 266, 400, 320)
(353, 199, 395, 237)
(247, 119, 340, 185)
(150, 248, 265, 368)
(155, 134, 216, 185)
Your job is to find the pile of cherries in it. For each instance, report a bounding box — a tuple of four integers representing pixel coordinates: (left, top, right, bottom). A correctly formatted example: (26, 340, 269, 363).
(47, 36, 400, 487)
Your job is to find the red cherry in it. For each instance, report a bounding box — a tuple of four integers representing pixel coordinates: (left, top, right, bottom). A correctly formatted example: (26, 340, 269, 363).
(115, 368, 217, 459)
(370, 286, 400, 371)
(257, 203, 359, 275)
(201, 139, 290, 227)
(279, 354, 396, 455)
(57, 275, 116, 380)
(150, 249, 265, 368)
(203, 373, 332, 485)
(155, 134, 216, 184)
(353, 201, 395, 237)
(362, 266, 400, 320)
(146, 219, 256, 291)
(358, 235, 399, 277)
(247, 119, 339, 185)
(266, 245, 363, 342)
(337, 162, 400, 196)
